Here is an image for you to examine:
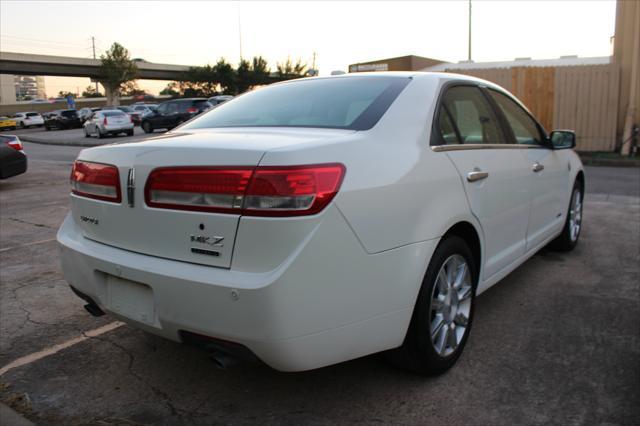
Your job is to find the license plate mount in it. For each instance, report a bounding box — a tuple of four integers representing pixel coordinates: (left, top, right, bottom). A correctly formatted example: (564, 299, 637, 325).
(107, 275, 156, 326)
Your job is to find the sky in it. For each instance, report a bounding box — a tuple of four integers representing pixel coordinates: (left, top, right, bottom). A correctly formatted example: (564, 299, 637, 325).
(0, 0, 617, 96)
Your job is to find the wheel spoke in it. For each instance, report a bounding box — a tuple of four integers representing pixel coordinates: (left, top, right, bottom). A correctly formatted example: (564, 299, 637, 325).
(431, 316, 445, 341)
(439, 326, 450, 356)
(431, 298, 445, 313)
(446, 258, 458, 287)
(458, 285, 472, 302)
(453, 262, 468, 289)
(436, 269, 448, 294)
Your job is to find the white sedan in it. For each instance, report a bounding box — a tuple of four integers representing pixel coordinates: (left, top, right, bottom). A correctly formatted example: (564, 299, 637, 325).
(83, 110, 134, 138)
(13, 112, 44, 128)
(58, 72, 584, 374)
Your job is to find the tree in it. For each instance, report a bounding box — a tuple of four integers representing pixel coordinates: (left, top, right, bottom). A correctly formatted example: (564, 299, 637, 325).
(58, 91, 75, 98)
(81, 85, 103, 98)
(159, 82, 180, 97)
(121, 81, 146, 97)
(276, 57, 307, 80)
(98, 42, 138, 105)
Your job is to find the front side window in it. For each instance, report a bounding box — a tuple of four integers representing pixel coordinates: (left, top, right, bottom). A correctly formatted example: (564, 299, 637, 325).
(438, 86, 504, 145)
(182, 76, 411, 131)
(489, 90, 543, 145)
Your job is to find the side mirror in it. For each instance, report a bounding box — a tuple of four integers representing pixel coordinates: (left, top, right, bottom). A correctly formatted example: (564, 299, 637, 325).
(550, 130, 576, 150)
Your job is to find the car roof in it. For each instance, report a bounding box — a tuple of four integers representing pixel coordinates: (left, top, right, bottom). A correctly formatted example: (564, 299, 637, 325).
(281, 71, 503, 89)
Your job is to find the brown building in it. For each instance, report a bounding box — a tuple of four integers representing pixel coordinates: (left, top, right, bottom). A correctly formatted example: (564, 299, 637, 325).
(349, 55, 444, 73)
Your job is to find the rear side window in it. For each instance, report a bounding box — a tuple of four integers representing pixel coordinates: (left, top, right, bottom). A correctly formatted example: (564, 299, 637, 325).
(193, 100, 212, 109)
(26, 112, 39, 117)
(61, 110, 77, 117)
(489, 90, 543, 145)
(183, 76, 411, 131)
(439, 86, 504, 145)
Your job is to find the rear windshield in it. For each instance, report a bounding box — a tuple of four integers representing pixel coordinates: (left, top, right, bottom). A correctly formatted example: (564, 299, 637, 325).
(102, 111, 126, 117)
(183, 76, 411, 131)
(118, 106, 134, 112)
(61, 110, 78, 117)
(26, 112, 39, 117)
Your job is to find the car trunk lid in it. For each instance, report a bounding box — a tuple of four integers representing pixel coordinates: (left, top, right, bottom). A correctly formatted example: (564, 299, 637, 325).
(70, 128, 352, 268)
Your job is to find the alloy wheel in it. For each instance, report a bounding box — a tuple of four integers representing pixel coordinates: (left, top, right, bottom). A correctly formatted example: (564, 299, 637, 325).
(569, 189, 582, 242)
(429, 254, 473, 357)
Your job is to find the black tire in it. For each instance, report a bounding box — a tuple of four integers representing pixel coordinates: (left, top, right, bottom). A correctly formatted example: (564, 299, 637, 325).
(45, 125, 50, 131)
(388, 235, 477, 375)
(20, 122, 26, 129)
(84, 128, 90, 138)
(549, 180, 583, 251)
(97, 128, 104, 139)
(126, 129, 134, 136)
(142, 122, 153, 133)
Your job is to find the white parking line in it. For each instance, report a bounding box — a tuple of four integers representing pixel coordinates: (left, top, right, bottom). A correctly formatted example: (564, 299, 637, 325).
(0, 238, 57, 253)
(0, 321, 124, 376)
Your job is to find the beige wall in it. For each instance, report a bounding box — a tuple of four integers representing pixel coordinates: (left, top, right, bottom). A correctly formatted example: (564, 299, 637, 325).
(614, 0, 640, 152)
(0, 74, 16, 104)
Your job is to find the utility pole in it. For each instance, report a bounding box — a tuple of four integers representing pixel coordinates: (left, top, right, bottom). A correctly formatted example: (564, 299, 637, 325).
(91, 36, 99, 93)
(467, 0, 472, 61)
(238, 5, 243, 62)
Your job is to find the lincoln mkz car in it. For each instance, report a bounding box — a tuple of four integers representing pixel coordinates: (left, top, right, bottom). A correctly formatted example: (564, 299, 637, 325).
(58, 73, 584, 374)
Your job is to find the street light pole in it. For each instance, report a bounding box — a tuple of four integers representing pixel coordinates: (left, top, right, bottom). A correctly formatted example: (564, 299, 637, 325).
(468, 0, 472, 61)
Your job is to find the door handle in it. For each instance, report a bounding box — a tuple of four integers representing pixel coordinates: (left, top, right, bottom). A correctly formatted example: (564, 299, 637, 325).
(467, 168, 489, 182)
(532, 162, 544, 172)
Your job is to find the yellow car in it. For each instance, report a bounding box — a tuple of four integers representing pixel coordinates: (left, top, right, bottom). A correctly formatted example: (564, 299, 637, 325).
(0, 117, 17, 131)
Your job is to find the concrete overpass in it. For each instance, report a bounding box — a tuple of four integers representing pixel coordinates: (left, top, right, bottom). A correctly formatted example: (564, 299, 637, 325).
(0, 51, 192, 80)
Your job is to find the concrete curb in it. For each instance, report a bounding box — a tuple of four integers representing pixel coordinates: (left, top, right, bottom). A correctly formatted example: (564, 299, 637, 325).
(0, 402, 35, 426)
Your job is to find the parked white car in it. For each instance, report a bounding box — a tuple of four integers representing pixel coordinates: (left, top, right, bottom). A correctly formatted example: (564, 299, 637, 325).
(83, 110, 134, 138)
(132, 104, 158, 118)
(58, 73, 584, 374)
(13, 112, 44, 128)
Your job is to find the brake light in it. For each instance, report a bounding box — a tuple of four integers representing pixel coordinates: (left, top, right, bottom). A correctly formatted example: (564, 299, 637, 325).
(6, 139, 23, 151)
(70, 161, 122, 203)
(145, 164, 345, 216)
(103, 117, 108, 125)
(186, 107, 198, 113)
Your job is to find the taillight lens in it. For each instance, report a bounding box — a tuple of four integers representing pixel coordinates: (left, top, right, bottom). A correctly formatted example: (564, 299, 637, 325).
(70, 161, 122, 203)
(186, 107, 198, 113)
(145, 164, 345, 216)
(6, 140, 23, 151)
(103, 117, 108, 125)
(145, 167, 253, 213)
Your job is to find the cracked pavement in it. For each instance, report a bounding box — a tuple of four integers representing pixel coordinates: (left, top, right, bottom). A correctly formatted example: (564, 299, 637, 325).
(1, 144, 639, 425)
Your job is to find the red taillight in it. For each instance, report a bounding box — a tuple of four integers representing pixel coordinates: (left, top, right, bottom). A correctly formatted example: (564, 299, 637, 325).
(70, 161, 122, 203)
(103, 117, 108, 125)
(6, 140, 23, 151)
(145, 164, 345, 216)
(186, 107, 198, 114)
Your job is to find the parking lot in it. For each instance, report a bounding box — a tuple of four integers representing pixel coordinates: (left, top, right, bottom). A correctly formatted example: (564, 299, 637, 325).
(1, 125, 160, 148)
(1, 143, 639, 425)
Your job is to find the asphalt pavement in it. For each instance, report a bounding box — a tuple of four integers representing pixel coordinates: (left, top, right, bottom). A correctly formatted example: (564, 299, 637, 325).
(0, 147, 638, 425)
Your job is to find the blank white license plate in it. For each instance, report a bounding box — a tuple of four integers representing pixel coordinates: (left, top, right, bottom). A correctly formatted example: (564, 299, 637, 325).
(107, 276, 155, 325)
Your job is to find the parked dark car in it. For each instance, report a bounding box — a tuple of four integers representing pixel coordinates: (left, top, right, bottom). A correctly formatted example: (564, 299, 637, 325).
(44, 109, 82, 130)
(78, 107, 102, 123)
(0, 135, 27, 179)
(140, 98, 212, 133)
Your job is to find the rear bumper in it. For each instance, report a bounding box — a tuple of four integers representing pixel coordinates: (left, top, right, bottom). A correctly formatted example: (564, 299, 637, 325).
(0, 154, 27, 179)
(57, 207, 436, 371)
(102, 124, 134, 133)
